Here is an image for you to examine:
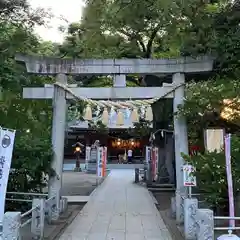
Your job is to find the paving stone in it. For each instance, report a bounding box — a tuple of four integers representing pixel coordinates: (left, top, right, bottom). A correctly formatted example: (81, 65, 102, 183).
(59, 170, 172, 240)
(87, 233, 107, 240)
(126, 233, 145, 240)
(106, 230, 125, 240)
(109, 215, 126, 230)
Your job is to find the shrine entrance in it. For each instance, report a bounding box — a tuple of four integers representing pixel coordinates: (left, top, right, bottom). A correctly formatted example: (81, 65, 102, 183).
(65, 114, 148, 163)
(16, 54, 213, 222)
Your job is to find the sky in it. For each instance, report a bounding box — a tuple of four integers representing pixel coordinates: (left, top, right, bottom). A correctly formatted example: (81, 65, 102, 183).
(29, 0, 85, 43)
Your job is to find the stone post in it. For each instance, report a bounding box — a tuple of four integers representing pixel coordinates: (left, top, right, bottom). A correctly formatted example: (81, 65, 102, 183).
(184, 198, 198, 239)
(60, 197, 68, 213)
(165, 136, 175, 184)
(196, 209, 214, 240)
(48, 73, 67, 219)
(31, 198, 45, 238)
(113, 74, 126, 87)
(2, 212, 21, 240)
(87, 146, 98, 173)
(171, 196, 176, 218)
(173, 73, 189, 223)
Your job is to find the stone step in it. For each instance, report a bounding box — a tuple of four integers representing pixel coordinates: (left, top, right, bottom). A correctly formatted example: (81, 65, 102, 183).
(148, 183, 175, 188)
(148, 187, 175, 192)
(62, 196, 90, 204)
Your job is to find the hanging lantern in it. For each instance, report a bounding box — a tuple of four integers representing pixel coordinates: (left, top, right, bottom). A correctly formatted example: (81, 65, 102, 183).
(102, 107, 109, 125)
(84, 104, 92, 121)
(145, 105, 153, 121)
(116, 110, 124, 126)
(131, 108, 139, 122)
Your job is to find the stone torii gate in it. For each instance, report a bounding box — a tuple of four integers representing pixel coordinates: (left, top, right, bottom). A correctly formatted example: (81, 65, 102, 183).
(15, 54, 213, 221)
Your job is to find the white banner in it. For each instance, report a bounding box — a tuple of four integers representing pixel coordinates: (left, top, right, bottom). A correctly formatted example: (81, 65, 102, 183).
(0, 128, 16, 224)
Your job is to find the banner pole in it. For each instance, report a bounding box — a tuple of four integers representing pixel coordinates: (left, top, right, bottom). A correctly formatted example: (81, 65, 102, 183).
(0, 127, 2, 240)
(225, 133, 235, 228)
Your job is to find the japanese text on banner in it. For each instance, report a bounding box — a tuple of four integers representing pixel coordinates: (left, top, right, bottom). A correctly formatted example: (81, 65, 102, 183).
(0, 128, 16, 224)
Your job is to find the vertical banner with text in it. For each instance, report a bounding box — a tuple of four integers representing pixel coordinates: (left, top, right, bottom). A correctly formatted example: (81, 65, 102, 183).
(151, 148, 159, 181)
(97, 147, 103, 178)
(151, 148, 155, 181)
(225, 134, 235, 228)
(85, 146, 91, 170)
(102, 147, 107, 177)
(154, 148, 159, 181)
(145, 146, 151, 164)
(0, 128, 16, 224)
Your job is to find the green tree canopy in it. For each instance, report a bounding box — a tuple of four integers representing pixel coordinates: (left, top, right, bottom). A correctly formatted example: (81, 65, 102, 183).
(0, 1, 56, 203)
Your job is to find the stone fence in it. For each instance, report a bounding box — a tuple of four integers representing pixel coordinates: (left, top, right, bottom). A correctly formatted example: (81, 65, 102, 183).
(1, 193, 68, 239)
(172, 196, 240, 239)
(172, 196, 215, 239)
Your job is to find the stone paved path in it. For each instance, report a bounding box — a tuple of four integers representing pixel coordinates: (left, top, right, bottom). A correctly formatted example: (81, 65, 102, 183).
(59, 170, 173, 240)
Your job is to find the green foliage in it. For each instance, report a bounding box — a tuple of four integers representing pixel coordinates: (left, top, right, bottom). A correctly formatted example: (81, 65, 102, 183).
(176, 1, 240, 146)
(128, 119, 152, 139)
(61, 0, 225, 60)
(9, 134, 54, 192)
(0, 1, 55, 202)
(178, 75, 240, 124)
(6, 133, 53, 211)
(0, 0, 48, 26)
(181, 0, 240, 72)
(88, 120, 109, 135)
(182, 135, 240, 209)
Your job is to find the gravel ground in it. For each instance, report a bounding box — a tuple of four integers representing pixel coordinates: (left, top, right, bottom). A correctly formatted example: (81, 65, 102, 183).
(61, 172, 98, 196)
(151, 191, 184, 240)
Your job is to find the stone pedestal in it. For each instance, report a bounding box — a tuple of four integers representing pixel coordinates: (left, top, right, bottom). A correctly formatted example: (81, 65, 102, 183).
(3, 212, 21, 240)
(184, 198, 198, 239)
(176, 190, 185, 223)
(196, 209, 214, 240)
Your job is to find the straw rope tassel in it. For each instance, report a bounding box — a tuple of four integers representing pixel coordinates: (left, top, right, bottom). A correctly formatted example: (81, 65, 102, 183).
(145, 105, 153, 121)
(84, 104, 92, 121)
(102, 108, 109, 125)
(131, 108, 139, 122)
(116, 110, 124, 126)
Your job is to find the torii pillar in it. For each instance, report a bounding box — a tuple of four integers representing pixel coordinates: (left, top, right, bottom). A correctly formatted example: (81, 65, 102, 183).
(49, 74, 67, 218)
(173, 73, 189, 223)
